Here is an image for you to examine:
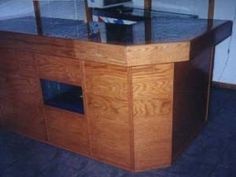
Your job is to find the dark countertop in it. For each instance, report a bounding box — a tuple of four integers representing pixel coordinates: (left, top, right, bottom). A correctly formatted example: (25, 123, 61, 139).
(0, 16, 232, 46)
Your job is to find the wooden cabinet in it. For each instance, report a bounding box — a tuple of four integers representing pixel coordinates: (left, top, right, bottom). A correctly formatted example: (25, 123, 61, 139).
(0, 47, 225, 171)
(0, 18, 232, 171)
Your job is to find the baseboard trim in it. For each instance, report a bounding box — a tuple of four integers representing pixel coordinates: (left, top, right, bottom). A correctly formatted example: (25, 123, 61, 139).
(212, 81, 236, 90)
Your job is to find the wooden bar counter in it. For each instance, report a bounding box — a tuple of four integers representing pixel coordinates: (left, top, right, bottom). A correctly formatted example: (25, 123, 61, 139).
(0, 16, 232, 171)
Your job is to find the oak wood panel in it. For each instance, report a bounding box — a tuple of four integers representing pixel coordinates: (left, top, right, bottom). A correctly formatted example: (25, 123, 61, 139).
(84, 62, 131, 168)
(0, 33, 77, 58)
(73, 41, 127, 66)
(126, 42, 190, 66)
(0, 49, 19, 129)
(0, 33, 127, 66)
(12, 75, 46, 139)
(12, 51, 46, 140)
(132, 64, 174, 171)
(84, 62, 128, 100)
(45, 106, 90, 155)
(0, 50, 47, 140)
(36, 54, 82, 85)
(87, 94, 131, 168)
(173, 48, 212, 159)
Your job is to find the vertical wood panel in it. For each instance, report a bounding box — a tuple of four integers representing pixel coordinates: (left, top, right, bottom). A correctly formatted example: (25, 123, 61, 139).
(173, 48, 212, 159)
(132, 64, 174, 171)
(0, 49, 47, 140)
(0, 49, 18, 129)
(45, 107, 90, 155)
(84, 62, 131, 168)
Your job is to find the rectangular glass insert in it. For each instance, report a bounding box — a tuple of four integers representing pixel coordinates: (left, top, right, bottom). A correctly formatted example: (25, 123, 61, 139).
(40, 79, 84, 114)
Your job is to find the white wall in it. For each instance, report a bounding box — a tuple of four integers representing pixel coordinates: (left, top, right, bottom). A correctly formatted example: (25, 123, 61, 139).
(213, 0, 236, 84)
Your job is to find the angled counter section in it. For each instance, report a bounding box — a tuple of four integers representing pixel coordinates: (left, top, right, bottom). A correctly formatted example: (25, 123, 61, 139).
(0, 16, 232, 171)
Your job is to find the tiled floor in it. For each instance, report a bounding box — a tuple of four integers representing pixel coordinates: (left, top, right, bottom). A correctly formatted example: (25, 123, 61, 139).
(0, 87, 236, 177)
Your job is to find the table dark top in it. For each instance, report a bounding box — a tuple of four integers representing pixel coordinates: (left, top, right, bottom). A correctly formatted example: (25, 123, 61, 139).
(0, 16, 232, 46)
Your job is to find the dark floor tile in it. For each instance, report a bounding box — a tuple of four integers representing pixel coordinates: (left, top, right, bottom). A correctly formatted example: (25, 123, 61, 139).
(40, 163, 78, 177)
(74, 160, 127, 177)
(0, 158, 42, 177)
(47, 150, 90, 170)
(210, 166, 236, 177)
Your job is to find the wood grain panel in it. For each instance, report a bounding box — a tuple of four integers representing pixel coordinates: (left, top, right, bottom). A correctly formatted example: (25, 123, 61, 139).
(0, 49, 18, 129)
(0, 76, 18, 129)
(0, 49, 47, 140)
(87, 94, 129, 125)
(84, 62, 128, 100)
(126, 42, 190, 66)
(12, 52, 46, 140)
(84, 62, 131, 168)
(132, 64, 174, 171)
(0, 33, 127, 66)
(36, 54, 82, 85)
(173, 48, 212, 159)
(74, 41, 127, 66)
(45, 107, 90, 155)
(174, 48, 211, 92)
(0, 48, 18, 76)
(0, 33, 78, 58)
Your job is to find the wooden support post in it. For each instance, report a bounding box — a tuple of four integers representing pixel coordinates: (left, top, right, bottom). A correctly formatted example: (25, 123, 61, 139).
(208, 0, 215, 19)
(84, 0, 93, 23)
(33, 0, 43, 35)
(144, 0, 152, 43)
(144, 0, 152, 11)
(205, 0, 215, 121)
